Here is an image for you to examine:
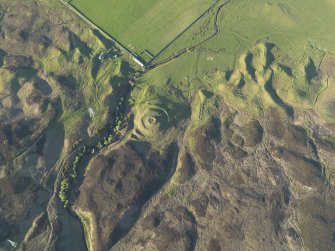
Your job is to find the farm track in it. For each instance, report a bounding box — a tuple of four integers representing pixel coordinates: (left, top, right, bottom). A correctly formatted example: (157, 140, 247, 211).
(61, 0, 229, 69)
(43, 76, 137, 251)
(146, 0, 220, 65)
(42, 1, 231, 243)
(58, 0, 138, 65)
(146, 0, 232, 72)
(44, 136, 98, 251)
(314, 78, 329, 105)
(44, 126, 133, 251)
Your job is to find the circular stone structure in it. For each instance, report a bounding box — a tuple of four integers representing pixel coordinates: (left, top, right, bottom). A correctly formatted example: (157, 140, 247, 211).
(148, 116, 157, 125)
(134, 104, 170, 139)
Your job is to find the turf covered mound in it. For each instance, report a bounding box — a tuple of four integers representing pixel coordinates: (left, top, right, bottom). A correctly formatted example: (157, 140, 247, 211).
(1, 0, 335, 250)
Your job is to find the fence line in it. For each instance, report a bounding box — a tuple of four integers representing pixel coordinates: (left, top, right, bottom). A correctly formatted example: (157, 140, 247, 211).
(58, 0, 145, 68)
(59, 0, 219, 68)
(147, 0, 220, 65)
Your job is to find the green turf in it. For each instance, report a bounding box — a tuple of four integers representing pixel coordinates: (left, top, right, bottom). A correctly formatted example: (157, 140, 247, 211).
(138, 0, 335, 121)
(70, 0, 214, 58)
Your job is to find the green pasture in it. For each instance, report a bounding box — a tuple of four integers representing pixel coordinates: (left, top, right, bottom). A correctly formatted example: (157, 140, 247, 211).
(139, 0, 335, 122)
(154, 0, 335, 65)
(69, 0, 214, 59)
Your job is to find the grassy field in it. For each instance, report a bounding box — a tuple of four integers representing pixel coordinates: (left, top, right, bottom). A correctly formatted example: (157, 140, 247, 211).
(142, 0, 335, 121)
(69, 0, 214, 59)
(1, 0, 335, 250)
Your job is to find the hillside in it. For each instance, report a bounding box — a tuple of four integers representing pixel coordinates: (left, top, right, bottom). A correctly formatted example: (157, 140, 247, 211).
(0, 0, 335, 250)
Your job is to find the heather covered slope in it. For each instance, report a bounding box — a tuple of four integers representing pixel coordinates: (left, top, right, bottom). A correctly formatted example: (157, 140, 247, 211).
(0, 0, 335, 251)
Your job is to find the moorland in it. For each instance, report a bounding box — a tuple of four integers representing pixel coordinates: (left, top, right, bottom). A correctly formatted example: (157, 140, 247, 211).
(0, 0, 335, 250)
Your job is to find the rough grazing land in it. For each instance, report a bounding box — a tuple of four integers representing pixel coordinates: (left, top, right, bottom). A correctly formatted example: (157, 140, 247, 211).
(1, 0, 335, 250)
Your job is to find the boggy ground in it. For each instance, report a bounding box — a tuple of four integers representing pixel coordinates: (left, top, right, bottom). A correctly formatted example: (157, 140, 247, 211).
(74, 142, 178, 250)
(0, 0, 136, 250)
(0, 0, 335, 251)
(112, 102, 335, 251)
